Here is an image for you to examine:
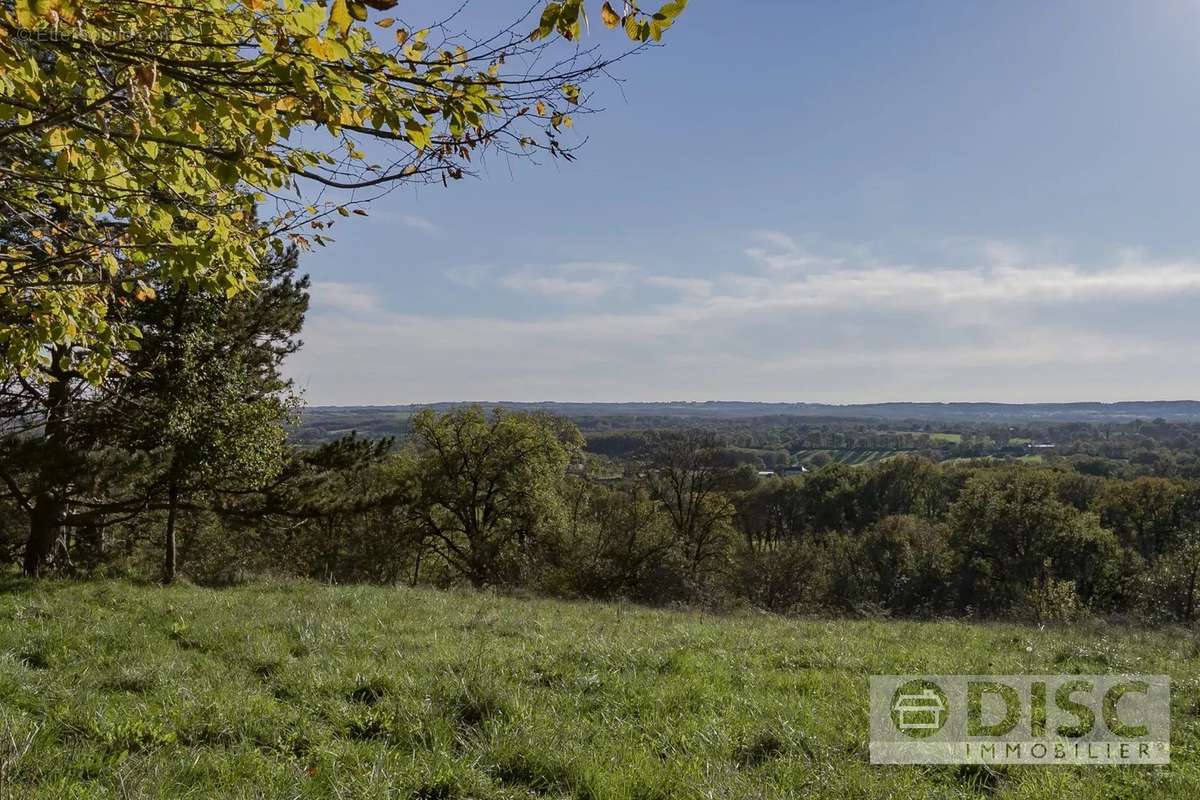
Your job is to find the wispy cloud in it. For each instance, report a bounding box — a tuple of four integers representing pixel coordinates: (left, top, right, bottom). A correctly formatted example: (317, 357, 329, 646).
(399, 214, 438, 234)
(642, 275, 714, 298)
(309, 282, 381, 315)
(293, 236, 1200, 404)
(445, 264, 493, 289)
(447, 262, 639, 302)
(744, 229, 851, 274)
(445, 262, 718, 303)
(688, 261, 1200, 318)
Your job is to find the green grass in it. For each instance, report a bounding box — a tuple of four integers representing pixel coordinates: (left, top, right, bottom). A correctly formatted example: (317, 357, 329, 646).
(1, 579, 1198, 798)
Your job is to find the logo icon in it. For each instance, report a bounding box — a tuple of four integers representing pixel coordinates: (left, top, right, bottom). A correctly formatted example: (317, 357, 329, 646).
(892, 681, 947, 736)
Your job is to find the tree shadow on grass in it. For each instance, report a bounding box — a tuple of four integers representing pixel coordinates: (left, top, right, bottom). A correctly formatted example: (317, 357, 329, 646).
(0, 570, 39, 596)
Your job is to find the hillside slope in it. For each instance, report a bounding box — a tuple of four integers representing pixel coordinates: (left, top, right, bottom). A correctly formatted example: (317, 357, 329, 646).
(0, 580, 1196, 798)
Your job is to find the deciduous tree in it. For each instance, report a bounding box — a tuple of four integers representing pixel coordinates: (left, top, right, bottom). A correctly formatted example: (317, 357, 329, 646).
(0, 0, 686, 378)
(411, 406, 583, 587)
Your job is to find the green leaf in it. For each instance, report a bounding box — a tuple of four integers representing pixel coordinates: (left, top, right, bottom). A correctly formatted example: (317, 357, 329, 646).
(532, 2, 561, 40)
(660, 0, 689, 20)
(295, 3, 325, 35)
(624, 13, 641, 41)
(405, 120, 431, 149)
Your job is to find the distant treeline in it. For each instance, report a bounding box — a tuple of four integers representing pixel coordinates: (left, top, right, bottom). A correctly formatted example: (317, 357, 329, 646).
(297, 408, 1200, 480)
(299, 400, 1200, 427)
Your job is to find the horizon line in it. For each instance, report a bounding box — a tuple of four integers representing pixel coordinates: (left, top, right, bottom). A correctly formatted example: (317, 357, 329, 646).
(302, 399, 1200, 409)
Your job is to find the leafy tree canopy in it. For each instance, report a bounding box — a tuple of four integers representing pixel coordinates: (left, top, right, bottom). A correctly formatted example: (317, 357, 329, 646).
(411, 406, 583, 587)
(0, 0, 686, 379)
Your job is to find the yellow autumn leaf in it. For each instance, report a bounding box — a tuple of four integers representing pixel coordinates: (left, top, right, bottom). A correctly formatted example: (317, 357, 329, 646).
(600, 2, 620, 28)
(302, 37, 337, 60)
(329, 0, 352, 36)
(14, 0, 37, 27)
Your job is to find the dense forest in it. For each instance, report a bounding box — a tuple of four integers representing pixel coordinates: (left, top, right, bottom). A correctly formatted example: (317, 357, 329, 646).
(4, 253, 1200, 625)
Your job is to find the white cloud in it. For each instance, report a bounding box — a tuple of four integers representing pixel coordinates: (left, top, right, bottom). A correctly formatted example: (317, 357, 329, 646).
(642, 275, 714, 297)
(447, 262, 718, 303)
(462, 262, 639, 302)
(399, 214, 438, 233)
(753, 229, 800, 252)
(745, 230, 851, 274)
(686, 261, 1200, 318)
(499, 272, 618, 301)
(308, 282, 382, 315)
(445, 264, 493, 288)
(292, 237, 1200, 404)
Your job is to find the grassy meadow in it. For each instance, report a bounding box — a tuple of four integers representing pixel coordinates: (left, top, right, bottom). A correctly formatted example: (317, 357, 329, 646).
(0, 579, 1198, 799)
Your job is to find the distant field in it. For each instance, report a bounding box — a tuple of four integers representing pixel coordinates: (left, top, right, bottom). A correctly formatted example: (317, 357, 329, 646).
(1, 580, 1196, 798)
(896, 431, 964, 444)
(792, 449, 907, 466)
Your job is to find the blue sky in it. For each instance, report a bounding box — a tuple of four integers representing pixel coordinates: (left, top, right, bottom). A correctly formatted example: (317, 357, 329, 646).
(287, 1, 1200, 405)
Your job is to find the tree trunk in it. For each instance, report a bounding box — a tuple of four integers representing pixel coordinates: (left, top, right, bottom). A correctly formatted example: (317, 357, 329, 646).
(162, 286, 191, 587)
(411, 548, 423, 587)
(23, 355, 71, 578)
(163, 479, 180, 584)
(23, 496, 64, 577)
(1186, 560, 1198, 622)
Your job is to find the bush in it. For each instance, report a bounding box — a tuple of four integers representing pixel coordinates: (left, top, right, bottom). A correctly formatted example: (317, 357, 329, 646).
(854, 515, 956, 615)
(1023, 573, 1082, 624)
(1134, 534, 1200, 623)
(734, 539, 836, 614)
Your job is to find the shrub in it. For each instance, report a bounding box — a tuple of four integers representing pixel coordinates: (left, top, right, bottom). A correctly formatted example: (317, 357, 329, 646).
(1023, 573, 1083, 624)
(855, 515, 956, 615)
(734, 539, 836, 614)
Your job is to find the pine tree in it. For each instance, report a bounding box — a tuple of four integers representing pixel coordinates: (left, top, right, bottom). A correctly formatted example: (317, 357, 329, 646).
(0, 241, 309, 577)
